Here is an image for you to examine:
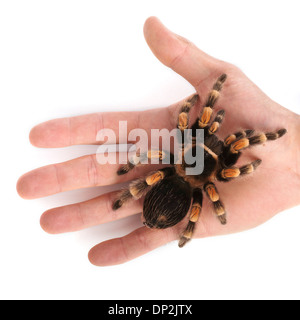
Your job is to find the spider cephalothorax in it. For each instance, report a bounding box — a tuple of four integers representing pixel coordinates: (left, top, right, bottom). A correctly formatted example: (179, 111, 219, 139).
(112, 74, 287, 247)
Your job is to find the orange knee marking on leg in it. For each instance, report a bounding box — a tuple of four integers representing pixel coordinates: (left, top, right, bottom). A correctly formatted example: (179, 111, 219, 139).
(224, 134, 236, 146)
(146, 171, 164, 185)
(208, 122, 219, 134)
(190, 205, 201, 222)
(178, 112, 188, 130)
(147, 150, 164, 160)
(221, 168, 240, 179)
(200, 107, 213, 126)
(198, 120, 206, 128)
(230, 138, 249, 153)
(205, 184, 220, 202)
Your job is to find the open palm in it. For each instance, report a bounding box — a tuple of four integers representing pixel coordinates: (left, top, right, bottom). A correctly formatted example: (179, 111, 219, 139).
(17, 17, 300, 266)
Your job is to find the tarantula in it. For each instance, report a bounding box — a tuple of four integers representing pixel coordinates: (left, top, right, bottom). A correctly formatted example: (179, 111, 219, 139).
(112, 74, 287, 247)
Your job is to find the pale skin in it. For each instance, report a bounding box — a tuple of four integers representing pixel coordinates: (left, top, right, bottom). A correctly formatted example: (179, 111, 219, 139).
(17, 17, 300, 266)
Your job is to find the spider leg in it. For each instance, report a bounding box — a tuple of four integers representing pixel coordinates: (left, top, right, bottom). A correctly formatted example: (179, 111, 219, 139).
(224, 129, 254, 147)
(196, 74, 227, 129)
(178, 188, 203, 248)
(117, 149, 174, 175)
(112, 167, 175, 210)
(228, 129, 287, 154)
(177, 93, 199, 132)
(207, 109, 225, 135)
(221, 129, 254, 167)
(175, 94, 199, 166)
(217, 159, 262, 182)
(204, 182, 227, 225)
(222, 129, 287, 167)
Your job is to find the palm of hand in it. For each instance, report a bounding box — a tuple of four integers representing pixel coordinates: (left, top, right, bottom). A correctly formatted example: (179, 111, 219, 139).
(17, 17, 300, 266)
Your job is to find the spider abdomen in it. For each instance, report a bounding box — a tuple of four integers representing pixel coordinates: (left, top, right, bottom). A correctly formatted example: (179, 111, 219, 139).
(143, 175, 192, 229)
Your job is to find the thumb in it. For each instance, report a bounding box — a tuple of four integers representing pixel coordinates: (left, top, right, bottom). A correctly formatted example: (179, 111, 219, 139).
(143, 17, 219, 88)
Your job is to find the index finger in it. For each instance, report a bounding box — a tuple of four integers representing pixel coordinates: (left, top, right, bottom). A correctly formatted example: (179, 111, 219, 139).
(29, 111, 139, 148)
(29, 106, 177, 148)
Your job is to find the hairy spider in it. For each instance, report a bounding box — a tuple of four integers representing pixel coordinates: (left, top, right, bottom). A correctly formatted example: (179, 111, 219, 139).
(112, 74, 287, 247)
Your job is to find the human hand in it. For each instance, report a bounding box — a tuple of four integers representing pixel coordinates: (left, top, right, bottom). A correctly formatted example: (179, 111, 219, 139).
(17, 17, 300, 266)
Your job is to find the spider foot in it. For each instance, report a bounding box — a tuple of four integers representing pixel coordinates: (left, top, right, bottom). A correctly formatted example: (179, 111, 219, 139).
(218, 214, 227, 225)
(178, 236, 191, 248)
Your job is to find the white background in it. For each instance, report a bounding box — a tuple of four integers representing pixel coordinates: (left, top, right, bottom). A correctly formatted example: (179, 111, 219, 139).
(1, 0, 300, 300)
